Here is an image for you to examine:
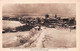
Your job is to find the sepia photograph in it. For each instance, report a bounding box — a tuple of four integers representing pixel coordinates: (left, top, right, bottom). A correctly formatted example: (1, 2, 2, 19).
(2, 4, 76, 48)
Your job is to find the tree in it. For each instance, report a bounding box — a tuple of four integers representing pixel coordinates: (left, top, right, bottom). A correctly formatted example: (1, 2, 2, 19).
(45, 14, 49, 18)
(54, 14, 57, 18)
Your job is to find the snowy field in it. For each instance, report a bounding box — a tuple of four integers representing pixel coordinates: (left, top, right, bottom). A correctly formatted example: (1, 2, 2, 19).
(3, 20, 25, 29)
(2, 20, 76, 48)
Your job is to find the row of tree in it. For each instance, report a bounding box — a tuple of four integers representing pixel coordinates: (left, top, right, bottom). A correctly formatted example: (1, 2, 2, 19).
(2, 14, 76, 29)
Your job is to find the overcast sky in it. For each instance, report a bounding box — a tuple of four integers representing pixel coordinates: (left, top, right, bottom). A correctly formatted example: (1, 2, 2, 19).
(3, 4, 76, 17)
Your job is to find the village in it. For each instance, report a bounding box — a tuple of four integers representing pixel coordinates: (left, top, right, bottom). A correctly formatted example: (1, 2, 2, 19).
(2, 14, 76, 33)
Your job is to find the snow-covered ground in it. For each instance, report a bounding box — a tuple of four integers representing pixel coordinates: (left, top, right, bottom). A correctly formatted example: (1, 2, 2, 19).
(3, 20, 25, 29)
(2, 20, 76, 48)
(2, 26, 76, 48)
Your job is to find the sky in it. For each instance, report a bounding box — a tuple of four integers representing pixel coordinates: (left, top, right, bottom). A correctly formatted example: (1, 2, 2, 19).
(3, 4, 76, 17)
